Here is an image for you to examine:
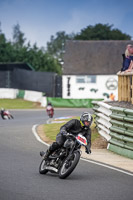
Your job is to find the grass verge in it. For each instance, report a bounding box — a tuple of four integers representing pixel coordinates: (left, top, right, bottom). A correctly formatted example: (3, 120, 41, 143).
(0, 99, 43, 109)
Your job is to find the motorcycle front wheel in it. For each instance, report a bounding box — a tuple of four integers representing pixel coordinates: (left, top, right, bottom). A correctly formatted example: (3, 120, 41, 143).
(39, 159, 48, 174)
(59, 151, 80, 179)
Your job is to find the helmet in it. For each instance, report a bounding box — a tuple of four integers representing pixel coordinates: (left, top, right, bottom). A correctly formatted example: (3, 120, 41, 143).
(47, 102, 52, 106)
(80, 112, 93, 128)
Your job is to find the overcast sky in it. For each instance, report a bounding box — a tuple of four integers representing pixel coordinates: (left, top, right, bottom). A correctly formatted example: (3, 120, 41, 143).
(0, 0, 133, 48)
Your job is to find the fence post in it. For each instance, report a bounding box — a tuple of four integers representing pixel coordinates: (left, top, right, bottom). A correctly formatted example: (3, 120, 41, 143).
(118, 76, 122, 101)
(127, 76, 131, 102)
(132, 76, 133, 104)
(117, 72, 133, 104)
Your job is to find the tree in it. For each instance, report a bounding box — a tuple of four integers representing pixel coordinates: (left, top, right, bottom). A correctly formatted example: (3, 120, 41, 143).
(46, 31, 74, 60)
(74, 23, 131, 40)
(0, 22, 15, 62)
(0, 22, 62, 74)
(12, 23, 26, 48)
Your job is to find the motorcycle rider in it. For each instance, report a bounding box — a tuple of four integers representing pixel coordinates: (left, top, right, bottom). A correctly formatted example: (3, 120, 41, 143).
(46, 102, 54, 118)
(40, 112, 93, 159)
(0, 108, 14, 119)
(0, 108, 5, 119)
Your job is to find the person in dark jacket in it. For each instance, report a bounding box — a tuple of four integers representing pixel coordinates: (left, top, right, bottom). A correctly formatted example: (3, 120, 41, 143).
(121, 44, 133, 72)
(40, 112, 93, 159)
(0, 108, 5, 119)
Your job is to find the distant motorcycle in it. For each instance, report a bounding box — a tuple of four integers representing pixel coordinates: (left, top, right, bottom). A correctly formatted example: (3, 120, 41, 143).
(0, 109, 14, 120)
(39, 133, 88, 179)
(46, 104, 54, 118)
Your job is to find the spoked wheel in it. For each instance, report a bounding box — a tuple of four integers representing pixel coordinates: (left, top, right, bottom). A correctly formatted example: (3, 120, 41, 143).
(39, 159, 48, 174)
(59, 151, 80, 179)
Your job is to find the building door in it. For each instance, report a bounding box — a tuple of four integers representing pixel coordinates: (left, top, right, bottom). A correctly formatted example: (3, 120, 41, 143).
(55, 76, 62, 97)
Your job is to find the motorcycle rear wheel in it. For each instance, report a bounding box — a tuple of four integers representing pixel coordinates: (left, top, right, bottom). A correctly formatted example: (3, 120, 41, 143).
(59, 151, 80, 179)
(39, 159, 48, 174)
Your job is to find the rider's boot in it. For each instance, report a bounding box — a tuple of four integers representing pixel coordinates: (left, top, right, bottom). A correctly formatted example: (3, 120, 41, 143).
(43, 149, 51, 160)
(40, 151, 45, 157)
(40, 142, 60, 160)
(40, 149, 51, 159)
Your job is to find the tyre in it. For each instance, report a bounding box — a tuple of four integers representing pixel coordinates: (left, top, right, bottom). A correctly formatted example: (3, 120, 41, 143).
(39, 159, 48, 174)
(4, 115, 8, 120)
(59, 151, 80, 179)
(11, 115, 14, 119)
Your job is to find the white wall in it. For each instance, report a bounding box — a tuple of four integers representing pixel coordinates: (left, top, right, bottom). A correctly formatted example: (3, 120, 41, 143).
(62, 75, 118, 100)
(24, 90, 43, 102)
(0, 88, 47, 107)
(0, 88, 19, 99)
(24, 90, 47, 107)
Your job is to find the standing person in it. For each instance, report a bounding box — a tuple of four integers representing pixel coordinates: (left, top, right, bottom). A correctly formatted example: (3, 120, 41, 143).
(109, 93, 115, 101)
(40, 112, 93, 159)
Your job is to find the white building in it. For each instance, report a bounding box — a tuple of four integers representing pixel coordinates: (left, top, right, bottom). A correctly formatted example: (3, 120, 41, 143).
(63, 75, 118, 100)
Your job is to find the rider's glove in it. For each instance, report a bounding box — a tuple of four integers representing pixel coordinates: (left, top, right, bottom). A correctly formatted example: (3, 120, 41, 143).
(60, 130, 68, 136)
(85, 147, 91, 154)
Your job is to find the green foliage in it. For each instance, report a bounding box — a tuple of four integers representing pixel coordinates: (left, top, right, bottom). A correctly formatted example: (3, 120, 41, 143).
(0, 23, 62, 75)
(74, 23, 131, 40)
(46, 31, 74, 62)
(13, 23, 26, 49)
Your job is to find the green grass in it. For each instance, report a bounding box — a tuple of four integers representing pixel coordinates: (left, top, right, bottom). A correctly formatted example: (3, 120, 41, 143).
(44, 116, 99, 142)
(0, 99, 43, 109)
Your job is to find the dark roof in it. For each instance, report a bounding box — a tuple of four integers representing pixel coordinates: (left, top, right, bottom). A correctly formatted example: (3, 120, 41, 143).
(0, 63, 34, 71)
(63, 40, 133, 75)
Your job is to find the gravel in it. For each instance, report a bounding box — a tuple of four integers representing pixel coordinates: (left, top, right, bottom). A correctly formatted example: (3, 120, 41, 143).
(105, 101, 133, 109)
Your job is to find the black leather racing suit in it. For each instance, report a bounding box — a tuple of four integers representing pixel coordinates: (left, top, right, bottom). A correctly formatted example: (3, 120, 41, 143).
(49, 119, 91, 153)
(0, 110, 4, 119)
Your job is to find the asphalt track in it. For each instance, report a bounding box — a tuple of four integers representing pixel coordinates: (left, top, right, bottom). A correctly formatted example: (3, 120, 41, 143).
(0, 109, 133, 200)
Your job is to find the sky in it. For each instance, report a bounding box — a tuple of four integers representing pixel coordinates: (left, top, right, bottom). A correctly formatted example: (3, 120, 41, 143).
(0, 0, 133, 49)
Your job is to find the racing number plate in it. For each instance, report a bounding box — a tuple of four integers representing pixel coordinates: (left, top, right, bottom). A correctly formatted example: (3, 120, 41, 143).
(76, 134, 87, 146)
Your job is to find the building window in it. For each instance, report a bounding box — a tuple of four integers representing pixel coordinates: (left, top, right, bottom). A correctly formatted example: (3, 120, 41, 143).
(86, 76, 96, 83)
(76, 76, 85, 83)
(76, 75, 96, 83)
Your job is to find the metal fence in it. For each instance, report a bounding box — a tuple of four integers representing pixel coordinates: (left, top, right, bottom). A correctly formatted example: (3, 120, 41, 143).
(0, 68, 62, 97)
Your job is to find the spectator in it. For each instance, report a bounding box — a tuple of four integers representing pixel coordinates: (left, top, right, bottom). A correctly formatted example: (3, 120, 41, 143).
(121, 44, 133, 72)
(109, 93, 115, 101)
(125, 44, 133, 57)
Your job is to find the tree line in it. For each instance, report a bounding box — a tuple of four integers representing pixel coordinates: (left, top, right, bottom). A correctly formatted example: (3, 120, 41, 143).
(0, 23, 131, 75)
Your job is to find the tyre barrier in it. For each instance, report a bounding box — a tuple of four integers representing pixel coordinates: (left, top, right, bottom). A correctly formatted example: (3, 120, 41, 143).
(92, 101, 133, 159)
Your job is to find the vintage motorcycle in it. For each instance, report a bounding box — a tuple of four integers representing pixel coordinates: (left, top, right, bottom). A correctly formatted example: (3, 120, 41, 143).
(39, 133, 88, 179)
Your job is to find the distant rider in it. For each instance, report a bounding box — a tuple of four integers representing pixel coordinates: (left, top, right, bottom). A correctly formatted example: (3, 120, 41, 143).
(0, 108, 5, 119)
(46, 102, 54, 118)
(0, 108, 14, 119)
